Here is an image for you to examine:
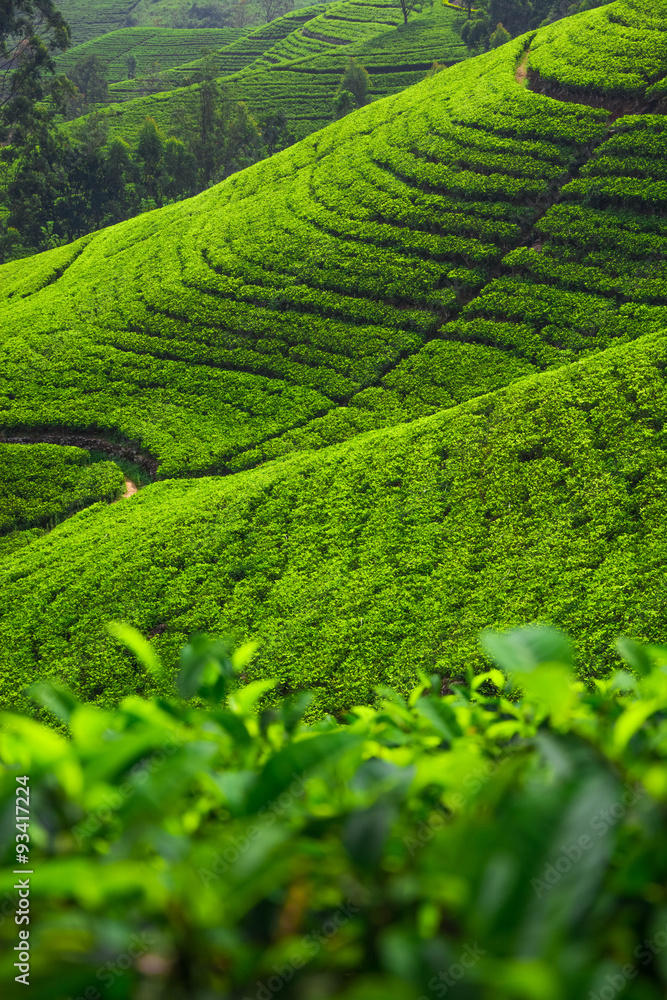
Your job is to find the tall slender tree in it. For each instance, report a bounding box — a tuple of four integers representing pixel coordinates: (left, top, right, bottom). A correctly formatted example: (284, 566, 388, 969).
(0, 0, 70, 143)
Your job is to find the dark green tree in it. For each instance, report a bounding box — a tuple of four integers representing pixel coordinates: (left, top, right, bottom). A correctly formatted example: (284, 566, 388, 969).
(126, 53, 137, 79)
(103, 137, 135, 221)
(259, 110, 292, 155)
(225, 101, 262, 174)
(489, 20, 511, 45)
(136, 115, 165, 203)
(4, 129, 66, 246)
(394, 0, 426, 25)
(332, 88, 356, 120)
(257, 0, 292, 21)
(69, 54, 109, 107)
(163, 137, 197, 200)
(460, 13, 491, 48)
(335, 58, 371, 110)
(0, 0, 70, 144)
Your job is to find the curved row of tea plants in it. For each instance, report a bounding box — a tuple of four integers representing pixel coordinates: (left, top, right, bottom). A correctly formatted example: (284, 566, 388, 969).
(493, 116, 667, 365)
(105, 7, 324, 101)
(220, 0, 467, 139)
(4, 0, 667, 707)
(527, 0, 667, 98)
(53, 0, 142, 45)
(93, 0, 466, 145)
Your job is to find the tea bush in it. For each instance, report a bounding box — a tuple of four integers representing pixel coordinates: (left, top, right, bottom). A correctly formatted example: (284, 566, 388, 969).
(106, 7, 323, 101)
(1, 625, 667, 999)
(528, 0, 667, 97)
(0, 444, 125, 536)
(53, 0, 142, 45)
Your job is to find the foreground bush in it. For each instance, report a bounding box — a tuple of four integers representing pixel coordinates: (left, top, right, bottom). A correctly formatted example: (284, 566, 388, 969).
(1, 625, 667, 999)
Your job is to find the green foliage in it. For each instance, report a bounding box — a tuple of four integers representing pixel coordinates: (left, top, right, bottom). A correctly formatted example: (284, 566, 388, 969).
(0, 0, 71, 167)
(52, 0, 260, 45)
(489, 20, 511, 45)
(0, 36, 613, 473)
(332, 87, 357, 118)
(335, 57, 371, 110)
(0, 443, 125, 535)
(4, 0, 667, 724)
(67, 53, 110, 111)
(395, 0, 430, 24)
(55, 26, 244, 86)
(2, 626, 667, 999)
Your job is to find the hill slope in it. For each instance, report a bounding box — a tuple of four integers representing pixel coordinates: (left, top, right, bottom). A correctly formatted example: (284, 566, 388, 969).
(3, 0, 667, 712)
(1, 332, 666, 715)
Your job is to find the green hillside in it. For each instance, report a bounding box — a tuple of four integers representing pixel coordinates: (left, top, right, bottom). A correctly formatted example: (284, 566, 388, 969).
(2, 0, 667, 713)
(55, 26, 247, 85)
(53, 0, 140, 45)
(53, 0, 210, 45)
(54, 0, 331, 46)
(85, 0, 467, 143)
(105, 5, 329, 100)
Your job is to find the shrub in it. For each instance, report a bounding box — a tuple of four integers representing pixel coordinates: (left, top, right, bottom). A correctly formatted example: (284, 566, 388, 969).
(336, 57, 371, 108)
(489, 21, 510, 47)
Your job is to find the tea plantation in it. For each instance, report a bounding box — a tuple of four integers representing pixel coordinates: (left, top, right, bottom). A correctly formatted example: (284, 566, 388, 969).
(76, 0, 467, 144)
(3, 0, 667, 716)
(55, 26, 247, 86)
(5, 3, 667, 996)
(53, 0, 227, 45)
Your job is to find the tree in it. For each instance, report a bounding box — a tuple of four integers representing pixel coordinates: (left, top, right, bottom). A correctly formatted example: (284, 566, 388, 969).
(126, 53, 137, 79)
(232, 0, 253, 28)
(69, 54, 109, 107)
(136, 116, 165, 203)
(259, 111, 292, 155)
(489, 20, 511, 45)
(196, 77, 230, 184)
(225, 101, 262, 174)
(103, 137, 135, 221)
(163, 137, 197, 200)
(0, 0, 70, 143)
(394, 0, 426, 25)
(332, 89, 356, 120)
(257, 0, 292, 22)
(335, 58, 370, 110)
(460, 13, 491, 48)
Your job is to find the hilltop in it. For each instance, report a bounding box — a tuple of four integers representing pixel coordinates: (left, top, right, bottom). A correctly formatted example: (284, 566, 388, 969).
(2, 0, 667, 714)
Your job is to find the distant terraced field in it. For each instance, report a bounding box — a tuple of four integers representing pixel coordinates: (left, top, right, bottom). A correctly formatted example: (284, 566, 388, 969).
(3, 0, 667, 716)
(79, 0, 467, 143)
(55, 26, 247, 85)
(105, 5, 329, 100)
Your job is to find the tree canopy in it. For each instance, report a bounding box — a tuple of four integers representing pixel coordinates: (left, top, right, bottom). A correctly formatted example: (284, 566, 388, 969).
(0, 0, 70, 142)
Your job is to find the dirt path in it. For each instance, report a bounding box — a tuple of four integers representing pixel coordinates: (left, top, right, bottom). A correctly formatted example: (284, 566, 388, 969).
(515, 50, 530, 86)
(122, 478, 138, 498)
